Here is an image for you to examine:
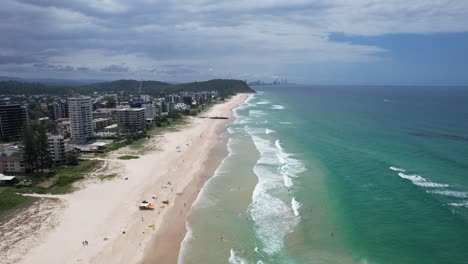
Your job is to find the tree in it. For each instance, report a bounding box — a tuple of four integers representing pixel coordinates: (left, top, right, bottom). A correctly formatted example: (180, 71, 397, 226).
(161, 102, 167, 112)
(22, 122, 52, 174)
(65, 153, 79, 165)
(22, 128, 37, 173)
(36, 124, 51, 172)
(105, 97, 117, 108)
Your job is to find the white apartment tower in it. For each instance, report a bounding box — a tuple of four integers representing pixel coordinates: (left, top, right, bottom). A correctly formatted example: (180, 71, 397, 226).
(68, 96, 93, 143)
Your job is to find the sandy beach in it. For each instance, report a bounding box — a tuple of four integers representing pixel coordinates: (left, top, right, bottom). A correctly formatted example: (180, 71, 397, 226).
(0, 93, 248, 264)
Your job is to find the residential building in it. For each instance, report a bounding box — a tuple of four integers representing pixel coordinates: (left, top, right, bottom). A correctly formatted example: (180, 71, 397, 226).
(40, 103, 48, 113)
(140, 94, 151, 102)
(68, 96, 93, 143)
(167, 102, 175, 113)
(93, 109, 113, 119)
(48, 134, 65, 165)
(0, 104, 29, 141)
(0, 156, 26, 173)
(142, 102, 162, 119)
(175, 103, 189, 111)
(116, 108, 146, 131)
(93, 118, 112, 131)
(48, 102, 68, 120)
(153, 102, 162, 118)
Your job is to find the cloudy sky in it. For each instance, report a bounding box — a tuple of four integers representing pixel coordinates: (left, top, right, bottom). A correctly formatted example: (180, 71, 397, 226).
(1, 0, 468, 85)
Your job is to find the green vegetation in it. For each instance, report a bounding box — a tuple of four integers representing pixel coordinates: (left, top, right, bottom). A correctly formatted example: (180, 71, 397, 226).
(37, 160, 102, 194)
(118, 155, 139, 160)
(0, 79, 255, 97)
(3, 160, 103, 195)
(105, 140, 128, 152)
(22, 122, 52, 173)
(99, 173, 118, 181)
(0, 193, 29, 214)
(168, 79, 255, 97)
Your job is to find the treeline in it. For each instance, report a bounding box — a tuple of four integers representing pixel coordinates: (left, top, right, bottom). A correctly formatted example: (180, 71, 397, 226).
(22, 122, 53, 174)
(0, 79, 255, 97)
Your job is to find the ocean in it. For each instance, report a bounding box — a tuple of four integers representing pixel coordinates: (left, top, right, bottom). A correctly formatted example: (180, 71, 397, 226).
(179, 85, 468, 264)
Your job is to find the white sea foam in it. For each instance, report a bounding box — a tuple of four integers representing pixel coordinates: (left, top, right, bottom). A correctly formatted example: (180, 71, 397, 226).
(292, 197, 301, 217)
(276, 153, 286, 164)
(191, 137, 237, 209)
(229, 249, 249, 264)
(271, 104, 285, 110)
(245, 126, 267, 136)
(249, 110, 266, 116)
(390, 166, 450, 189)
(256, 100, 271, 105)
(280, 161, 307, 176)
(427, 190, 468, 198)
(448, 201, 468, 208)
(177, 222, 193, 264)
(397, 172, 449, 188)
(283, 174, 293, 187)
(275, 139, 284, 151)
(248, 132, 301, 255)
(279, 121, 293, 125)
(235, 94, 255, 111)
(389, 166, 406, 172)
(240, 118, 253, 124)
(250, 180, 299, 255)
(265, 128, 275, 135)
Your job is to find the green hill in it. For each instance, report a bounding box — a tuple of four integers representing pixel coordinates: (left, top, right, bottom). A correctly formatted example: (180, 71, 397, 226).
(0, 79, 255, 97)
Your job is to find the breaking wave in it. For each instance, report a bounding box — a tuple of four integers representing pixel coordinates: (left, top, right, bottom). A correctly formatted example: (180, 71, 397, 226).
(256, 100, 271, 105)
(427, 190, 468, 198)
(292, 197, 302, 217)
(247, 132, 305, 255)
(271, 104, 285, 110)
(397, 172, 449, 188)
(229, 249, 249, 264)
(448, 201, 468, 208)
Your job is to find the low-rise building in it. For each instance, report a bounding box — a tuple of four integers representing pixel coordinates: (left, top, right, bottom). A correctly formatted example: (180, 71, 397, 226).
(93, 118, 112, 132)
(0, 156, 26, 173)
(48, 134, 65, 165)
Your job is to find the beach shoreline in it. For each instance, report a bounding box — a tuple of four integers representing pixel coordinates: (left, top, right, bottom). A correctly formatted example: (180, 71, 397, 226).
(2, 93, 248, 264)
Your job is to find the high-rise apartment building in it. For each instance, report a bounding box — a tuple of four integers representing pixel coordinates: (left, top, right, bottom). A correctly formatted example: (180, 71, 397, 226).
(116, 108, 146, 131)
(68, 97, 93, 143)
(0, 104, 29, 141)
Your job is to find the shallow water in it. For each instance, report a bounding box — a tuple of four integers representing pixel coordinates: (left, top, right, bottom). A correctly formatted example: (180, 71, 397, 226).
(180, 86, 468, 264)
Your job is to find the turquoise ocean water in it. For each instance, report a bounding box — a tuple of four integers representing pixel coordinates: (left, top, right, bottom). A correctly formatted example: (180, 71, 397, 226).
(179, 85, 468, 264)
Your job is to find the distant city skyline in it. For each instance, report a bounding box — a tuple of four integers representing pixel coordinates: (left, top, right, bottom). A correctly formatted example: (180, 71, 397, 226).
(1, 1, 468, 85)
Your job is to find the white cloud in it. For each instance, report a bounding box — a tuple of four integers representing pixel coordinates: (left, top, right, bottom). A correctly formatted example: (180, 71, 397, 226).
(1, 0, 468, 81)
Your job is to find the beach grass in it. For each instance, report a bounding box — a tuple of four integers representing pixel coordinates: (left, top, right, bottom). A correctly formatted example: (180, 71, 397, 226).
(118, 155, 140, 160)
(105, 140, 128, 152)
(48, 160, 103, 194)
(99, 173, 118, 181)
(0, 193, 29, 214)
